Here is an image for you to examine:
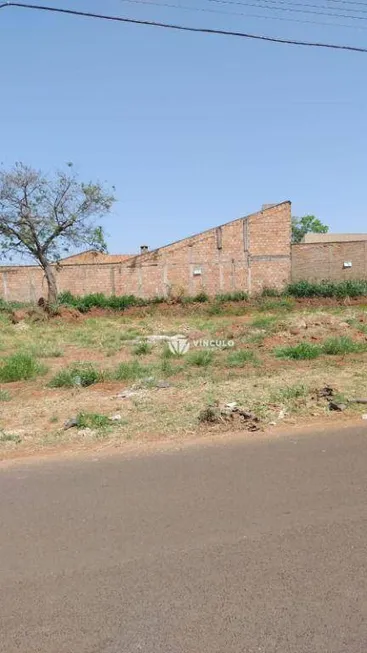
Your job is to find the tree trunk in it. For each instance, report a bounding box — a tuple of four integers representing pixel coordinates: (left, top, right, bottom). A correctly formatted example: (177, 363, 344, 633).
(44, 263, 58, 305)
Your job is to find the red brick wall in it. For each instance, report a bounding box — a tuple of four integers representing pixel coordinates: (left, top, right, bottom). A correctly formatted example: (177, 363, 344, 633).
(292, 241, 367, 282)
(0, 202, 292, 302)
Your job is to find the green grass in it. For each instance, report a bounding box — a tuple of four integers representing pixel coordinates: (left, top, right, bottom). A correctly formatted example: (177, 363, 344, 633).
(133, 340, 152, 356)
(275, 342, 322, 360)
(159, 358, 185, 377)
(261, 287, 282, 298)
(271, 384, 309, 402)
(75, 412, 112, 431)
(287, 279, 367, 299)
(205, 303, 225, 316)
(215, 291, 248, 303)
(58, 291, 152, 312)
(0, 353, 47, 383)
(321, 336, 366, 356)
(181, 292, 209, 304)
(227, 349, 259, 367)
(114, 360, 154, 381)
(0, 431, 22, 444)
(27, 344, 64, 358)
(251, 316, 278, 330)
(0, 389, 11, 401)
(257, 297, 295, 312)
(49, 363, 102, 388)
(186, 349, 214, 367)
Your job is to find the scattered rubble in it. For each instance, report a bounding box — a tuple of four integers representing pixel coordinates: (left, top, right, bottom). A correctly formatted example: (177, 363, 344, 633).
(328, 401, 347, 412)
(63, 417, 79, 430)
(77, 428, 95, 438)
(115, 389, 142, 399)
(115, 378, 172, 398)
(199, 402, 261, 432)
(318, 386, 334, 399)
(110, 414, 122, 422)
(155, 380, 172, 389)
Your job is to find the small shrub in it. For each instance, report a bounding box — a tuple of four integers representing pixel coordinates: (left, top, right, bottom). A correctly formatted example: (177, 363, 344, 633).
(59, 291, 162, 313)
(193, 292, 209, 303)
(161, 344, 174, 359)
(227, 349, 258, 367)
(272, 384, 309, 402)
(215, 291, 248, 303)
(28, 344, 64, 358)
(0, 389, 11, 401)
(114, 360, 153, 381)
(205, 303, 225, 316)
(258, 298, 294, 312)
(261, 287, 281, 298)
(322, 336, 366, 356)
(186, 349, 214, 367)
(287, 279, 367, 299)
(58, 290, 77, 306)
(120, 329, 143, 341)
(251, 316, 277, 330)
(198, 405, 220, 423)
(0, 431, 22, 444)
(160, 358, 175, 376)
(49, 363, 102, 388)
(275, 342, 321, 360)
(0, 353, 46, 383)
(75, 412, 111, 430)
(133, 341, 152, 356)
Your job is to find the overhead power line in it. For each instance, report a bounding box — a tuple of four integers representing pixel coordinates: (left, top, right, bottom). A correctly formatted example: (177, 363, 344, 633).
(118, 0, 367, 30)
(208, 0, 367, 21)
(1, 2, 367, 53)
(206, 0, 367, 15)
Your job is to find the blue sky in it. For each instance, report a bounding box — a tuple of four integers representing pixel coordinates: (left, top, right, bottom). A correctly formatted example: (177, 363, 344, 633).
(0, 0, 366, 255)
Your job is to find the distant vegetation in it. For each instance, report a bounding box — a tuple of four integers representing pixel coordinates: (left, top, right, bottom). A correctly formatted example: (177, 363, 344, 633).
(1, 281, 367, 317)
(291, 214, 329, 244)
(287, 280, 367, 298)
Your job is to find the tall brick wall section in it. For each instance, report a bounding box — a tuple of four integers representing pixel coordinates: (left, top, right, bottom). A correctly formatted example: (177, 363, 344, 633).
(0, 202, 291, 301)
(292, 241, 367, 282)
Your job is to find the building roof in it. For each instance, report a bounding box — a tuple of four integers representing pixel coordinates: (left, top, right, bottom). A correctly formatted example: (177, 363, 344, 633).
(302, 233, 367, 244)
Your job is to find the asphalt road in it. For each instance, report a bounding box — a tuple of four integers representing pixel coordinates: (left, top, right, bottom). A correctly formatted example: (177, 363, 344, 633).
(1, 426, 367, 652)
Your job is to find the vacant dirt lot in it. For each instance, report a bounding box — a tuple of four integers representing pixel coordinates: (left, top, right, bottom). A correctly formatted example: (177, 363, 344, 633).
(1, 297, 367, 459)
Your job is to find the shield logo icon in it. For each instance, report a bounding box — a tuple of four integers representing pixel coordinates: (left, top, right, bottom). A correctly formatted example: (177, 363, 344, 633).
(168, 338, 190, 355)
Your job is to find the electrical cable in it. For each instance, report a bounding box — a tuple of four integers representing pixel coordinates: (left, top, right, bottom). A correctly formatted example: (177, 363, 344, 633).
(1, 2, 367, 53)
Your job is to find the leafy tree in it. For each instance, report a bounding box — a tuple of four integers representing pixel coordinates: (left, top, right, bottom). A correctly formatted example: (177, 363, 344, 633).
(0, 162, 115, 304)
(292, 214, 329, 244)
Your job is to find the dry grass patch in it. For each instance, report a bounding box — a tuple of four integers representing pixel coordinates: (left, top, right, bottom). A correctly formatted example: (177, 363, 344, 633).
(1, 303, 367, 457)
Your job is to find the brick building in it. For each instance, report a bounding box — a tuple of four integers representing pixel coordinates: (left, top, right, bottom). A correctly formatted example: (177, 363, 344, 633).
(0, 201, 291, 302)
(292, 233, 367, 282)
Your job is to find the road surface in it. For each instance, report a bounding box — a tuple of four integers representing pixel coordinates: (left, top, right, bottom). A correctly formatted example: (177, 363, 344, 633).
(1, 426, 367, 652)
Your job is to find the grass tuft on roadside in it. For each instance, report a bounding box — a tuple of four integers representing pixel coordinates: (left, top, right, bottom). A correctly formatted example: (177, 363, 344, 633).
(226, 349, 259, 367)
(186, 350, 215, 367)
(114, 360, 154, 381)
(275, 342, 322, 360)
(0, 353, 47, 383)
(49, 363, 103, 388)
(133, 341, 153, 356)
(322, 336, 366, 356)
